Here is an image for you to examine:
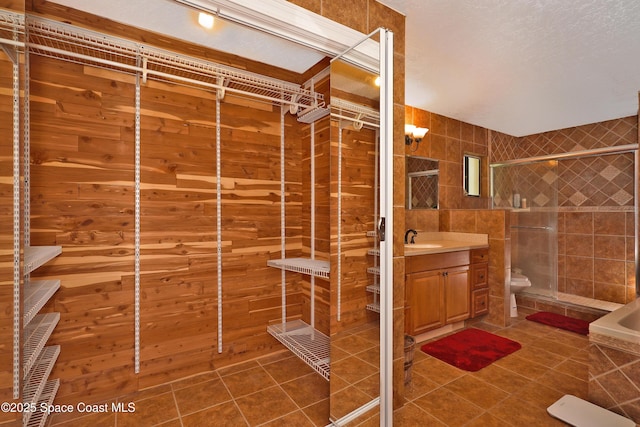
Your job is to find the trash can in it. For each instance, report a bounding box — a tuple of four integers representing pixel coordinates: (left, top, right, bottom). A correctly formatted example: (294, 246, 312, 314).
(404, 335, 415, 384)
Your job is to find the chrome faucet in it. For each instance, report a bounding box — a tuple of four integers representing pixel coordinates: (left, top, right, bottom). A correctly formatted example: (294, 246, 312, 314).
(404, 229, 418, 244)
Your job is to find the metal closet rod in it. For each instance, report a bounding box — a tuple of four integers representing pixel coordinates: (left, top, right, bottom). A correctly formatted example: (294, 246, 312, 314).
(490, 143, 639, 167)
(9, 13, 325, 112)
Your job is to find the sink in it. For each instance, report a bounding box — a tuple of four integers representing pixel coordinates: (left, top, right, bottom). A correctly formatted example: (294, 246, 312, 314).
(405, 243, 443, 249)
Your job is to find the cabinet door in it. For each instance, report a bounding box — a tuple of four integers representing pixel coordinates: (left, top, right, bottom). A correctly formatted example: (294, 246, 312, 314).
(406, 270, 443, 335)
(444, 265, 470, 324)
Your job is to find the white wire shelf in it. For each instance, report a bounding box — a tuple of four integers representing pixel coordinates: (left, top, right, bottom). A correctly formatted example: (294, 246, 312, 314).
(24, 246, 62, 275)
(366, 302, 381, 313)
(0, 10, 24, 47)
(366, 230, 377, 238)
(267, 320, 330, 380)
(24, 280, 60, 326)
(366, 284, 380, 294)
(267, 258, 330, 279)
(24, 378, 59, 427)
(367, 248, 380, 256)
(367, 266, 380, 275)
(24, 15, 325, 118)
(23, 313, 60, 379)
(23, 346, 60, 426)
(330, 97, 380, 129)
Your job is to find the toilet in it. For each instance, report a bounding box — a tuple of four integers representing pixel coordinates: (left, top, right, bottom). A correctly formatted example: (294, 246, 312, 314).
(510, 272, 532, 317)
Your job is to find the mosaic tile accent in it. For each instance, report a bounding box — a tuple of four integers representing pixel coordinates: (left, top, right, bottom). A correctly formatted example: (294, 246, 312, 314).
(407, 157, 439, 209)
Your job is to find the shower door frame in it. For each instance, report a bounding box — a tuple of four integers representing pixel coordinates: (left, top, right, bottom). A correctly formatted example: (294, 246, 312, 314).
(490, 143, 640, 298)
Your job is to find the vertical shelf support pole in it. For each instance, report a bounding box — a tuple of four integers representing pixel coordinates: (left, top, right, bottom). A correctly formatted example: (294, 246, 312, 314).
(11, 39, 21, 400)
(216, 97, 223, 353)
(280, 106, 286, 325)
(379, 28, 394, 427)
(337, 125, 343, 321)
(310, 119, 315, 330)
(134, 58, 141, 374)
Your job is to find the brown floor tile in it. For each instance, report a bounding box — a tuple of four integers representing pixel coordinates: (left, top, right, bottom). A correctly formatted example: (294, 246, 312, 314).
(262, 354, 315, 383)
(411, 357, 465, 386)
(281, 373, 329, 408)
(170, 371, 219, 391)
(472, 363, 532, 394)
(489, 395, 566, 426)
(220, 366, 277, 398)
(444, 374, 509, 409)
(553, 358, 589, 380)
(392, 403, 445, 426)
(116, 392, 179, 427)
(181, 401, 247, 427)
(49, 411, 115, 427)
(331, 355, 378, 384)
(302, 398, 330, 426)
(413, 388, 484, 427)
(332, 334, 377, 355)
(329, 385, 372, 421)
(173, 377, 232, 416)
(403, 371, 439, 402)
(493, 353, 550, 380)
(260, 410, 315, 426)
(536, 370, 589, 399)
(464, 412, 511, 427)
(235, 385, 298, 426)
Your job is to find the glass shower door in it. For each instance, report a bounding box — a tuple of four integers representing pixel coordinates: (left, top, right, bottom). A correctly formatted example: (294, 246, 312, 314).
(492, 160, 558, 298)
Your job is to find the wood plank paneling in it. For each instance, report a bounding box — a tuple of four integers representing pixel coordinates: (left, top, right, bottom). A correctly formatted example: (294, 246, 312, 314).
(27, 50, 311, 403)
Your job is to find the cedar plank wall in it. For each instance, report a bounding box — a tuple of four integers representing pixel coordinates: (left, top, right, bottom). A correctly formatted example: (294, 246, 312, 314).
(0, 49, 20, 424)
(301, 73, 331, 335)
(28, 54, 306, 404)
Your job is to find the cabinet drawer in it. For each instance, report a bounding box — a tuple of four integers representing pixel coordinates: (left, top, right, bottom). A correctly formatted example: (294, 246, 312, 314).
(471, 288, 489, 317)
(406, 250, 469, 274)
(471, 248, 489, 264)
(471, 264, 488, 289)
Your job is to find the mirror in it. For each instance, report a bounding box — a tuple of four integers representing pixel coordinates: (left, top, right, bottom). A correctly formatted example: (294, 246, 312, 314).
(406, 156, 439, 209)
(330, 58, 381, 422)
(464, 154, 481, 197)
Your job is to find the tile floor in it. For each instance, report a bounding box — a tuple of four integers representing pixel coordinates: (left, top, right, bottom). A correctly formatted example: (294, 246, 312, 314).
(47, 315, 591, 426)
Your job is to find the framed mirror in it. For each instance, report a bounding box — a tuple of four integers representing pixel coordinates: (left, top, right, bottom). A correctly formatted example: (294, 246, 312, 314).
(464, 154, 481, 197)
(406, 156, 439, 209)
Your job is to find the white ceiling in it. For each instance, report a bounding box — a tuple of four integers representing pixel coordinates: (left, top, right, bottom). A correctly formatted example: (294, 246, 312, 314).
(51, 0, 640, 137)
(382, 0, 640, 136)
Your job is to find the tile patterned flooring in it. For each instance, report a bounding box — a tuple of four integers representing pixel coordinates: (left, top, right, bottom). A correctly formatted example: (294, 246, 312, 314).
(48, 315, 591, 426)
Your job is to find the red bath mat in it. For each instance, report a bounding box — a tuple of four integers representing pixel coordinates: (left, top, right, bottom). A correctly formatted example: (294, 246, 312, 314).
(526, 311, 590, 335)
(420, 328, 521, 372)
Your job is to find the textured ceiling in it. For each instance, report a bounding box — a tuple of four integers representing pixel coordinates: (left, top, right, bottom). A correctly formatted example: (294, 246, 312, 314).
(382, 0, 640, 136)
(50, 0, 640, 137)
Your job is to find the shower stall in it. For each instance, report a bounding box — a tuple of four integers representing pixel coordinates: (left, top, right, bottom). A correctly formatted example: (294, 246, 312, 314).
(491, 143, 638, 308)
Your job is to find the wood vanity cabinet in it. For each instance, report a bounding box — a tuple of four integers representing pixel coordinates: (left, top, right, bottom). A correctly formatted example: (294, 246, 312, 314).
(405, 247, 489, 336)
(470, 248, 489, 317)
(405, 251, 471, 335)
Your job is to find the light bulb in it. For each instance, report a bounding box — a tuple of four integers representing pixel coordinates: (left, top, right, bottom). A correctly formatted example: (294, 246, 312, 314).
(198, 12, 214, 29)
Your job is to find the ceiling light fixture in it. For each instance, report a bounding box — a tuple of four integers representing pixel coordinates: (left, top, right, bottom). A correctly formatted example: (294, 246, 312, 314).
(198, 12, 215, 29)
(405, 124, 428, 149)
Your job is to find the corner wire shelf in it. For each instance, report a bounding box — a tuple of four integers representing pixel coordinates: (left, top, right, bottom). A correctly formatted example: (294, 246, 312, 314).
(23, 312, 60, 379)
(24, 280, 61, 325)
(24, 15, 326, 118)
(267, 319, 330, 380)
(267, 258, 330, 279)
(24, 246, 62, 275)
(23, 345, 60, 426)
(0, 9, 24, 48)
(330, 97, 380, 129)
(24, 379, 59, 427)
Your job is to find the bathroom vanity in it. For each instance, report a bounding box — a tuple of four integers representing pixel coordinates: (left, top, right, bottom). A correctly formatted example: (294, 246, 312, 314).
(404, 233, 489, 336)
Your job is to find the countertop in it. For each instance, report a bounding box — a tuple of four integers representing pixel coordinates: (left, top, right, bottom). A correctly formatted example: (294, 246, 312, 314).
(404, 232, 488, 256)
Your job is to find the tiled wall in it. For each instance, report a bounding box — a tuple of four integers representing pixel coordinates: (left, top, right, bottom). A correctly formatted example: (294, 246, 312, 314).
(404, 106, 490, 210)
(589, 335, 640, 422)
(491, 116, 638, 305)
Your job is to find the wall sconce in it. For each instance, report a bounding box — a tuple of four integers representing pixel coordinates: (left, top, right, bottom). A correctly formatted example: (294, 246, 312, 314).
(405, 124, 429, 148)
